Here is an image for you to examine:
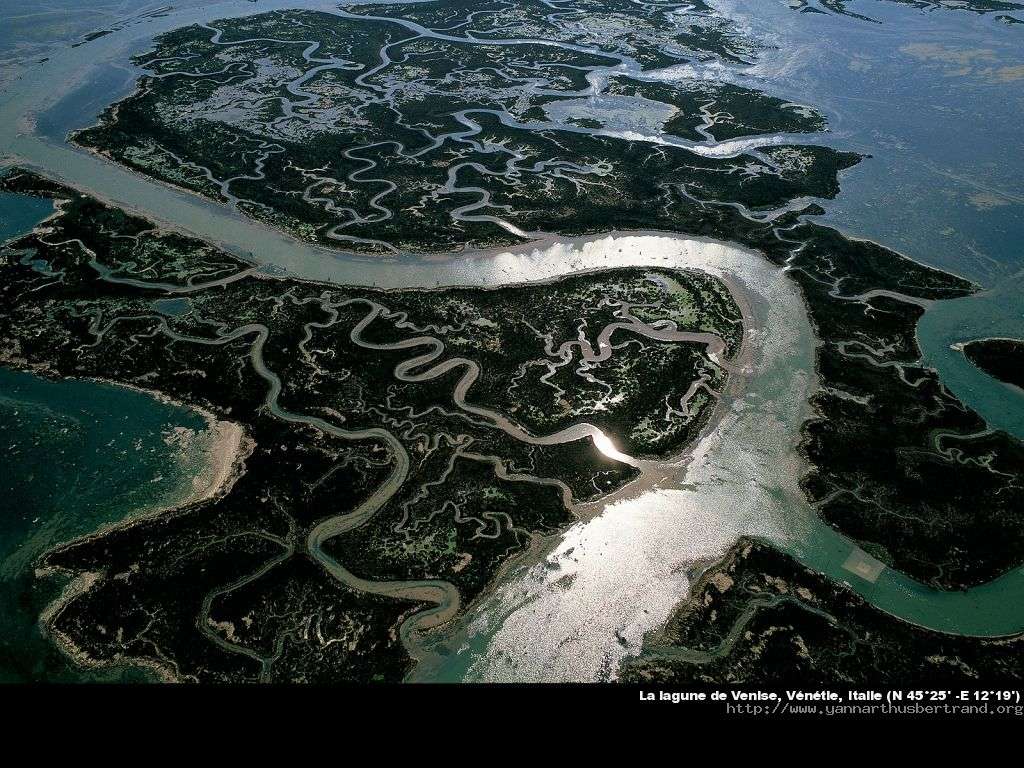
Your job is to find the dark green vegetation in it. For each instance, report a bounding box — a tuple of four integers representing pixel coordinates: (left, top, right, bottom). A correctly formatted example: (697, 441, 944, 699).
(622, 538, 1024, 683)
(7, 0, 1024, 683)
(71, 2, 1024, 590)
(73, 3, 838, 254)
(0, 171, 738, 681)
(960, 338, 1024, 391)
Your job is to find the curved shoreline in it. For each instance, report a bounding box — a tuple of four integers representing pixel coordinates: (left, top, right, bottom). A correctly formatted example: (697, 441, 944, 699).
(407, 232, 815, 681)
(2, 0, 1023, 679)
(16, 370, 254, 683)
(38, 571, 179, 683)
(951, 335, 1024, 393)
(17, 220, 1024, 681)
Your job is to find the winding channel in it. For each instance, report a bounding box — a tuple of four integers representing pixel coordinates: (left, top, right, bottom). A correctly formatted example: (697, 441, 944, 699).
(78, 273, 737, 669)
(4, 0, 1024, 681)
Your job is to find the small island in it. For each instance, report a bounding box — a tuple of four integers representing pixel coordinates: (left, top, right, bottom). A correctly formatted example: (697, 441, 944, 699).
(958, 338, 1024, 392)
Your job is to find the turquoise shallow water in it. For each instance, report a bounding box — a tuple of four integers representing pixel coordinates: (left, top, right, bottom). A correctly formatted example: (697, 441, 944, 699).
(0, 367, 208, 572)
(0, 190, 51, 241)
(0, 0, 1022, 677)
(0, 367, 211, 681)
(0, 191, 213, 681)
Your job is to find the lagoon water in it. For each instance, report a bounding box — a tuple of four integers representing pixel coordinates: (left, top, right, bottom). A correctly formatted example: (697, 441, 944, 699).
(0, 191, 51, 242)
(0, 364, 218, 681)
(703, 0, 1024, 441)
(0, 0, 1023, 680)
(2, 0, 1019, 437)
(0, 192, 218, 681)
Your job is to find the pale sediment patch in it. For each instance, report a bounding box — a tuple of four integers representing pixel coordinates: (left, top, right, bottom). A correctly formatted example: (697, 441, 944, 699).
(74, 378, 255, 529)
(174, 415, 249, 508)
(408, 232, 819, 682)
(26, 377, 253, 682)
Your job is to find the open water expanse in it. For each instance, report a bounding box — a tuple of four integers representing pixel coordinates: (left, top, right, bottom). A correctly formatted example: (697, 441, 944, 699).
(0, 0, 1022, 680)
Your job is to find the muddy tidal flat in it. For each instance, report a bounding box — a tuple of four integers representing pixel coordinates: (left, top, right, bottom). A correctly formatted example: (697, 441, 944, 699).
(1, 0, 1023, 685)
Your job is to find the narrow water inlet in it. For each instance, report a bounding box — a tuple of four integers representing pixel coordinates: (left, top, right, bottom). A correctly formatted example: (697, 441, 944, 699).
(3, 0, 1024, 681)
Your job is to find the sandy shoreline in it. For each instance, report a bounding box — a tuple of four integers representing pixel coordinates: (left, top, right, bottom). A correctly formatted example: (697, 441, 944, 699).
(176, 415, 249, 508)
(36, 570, 180, 683)
(0, 363, 255, 683)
